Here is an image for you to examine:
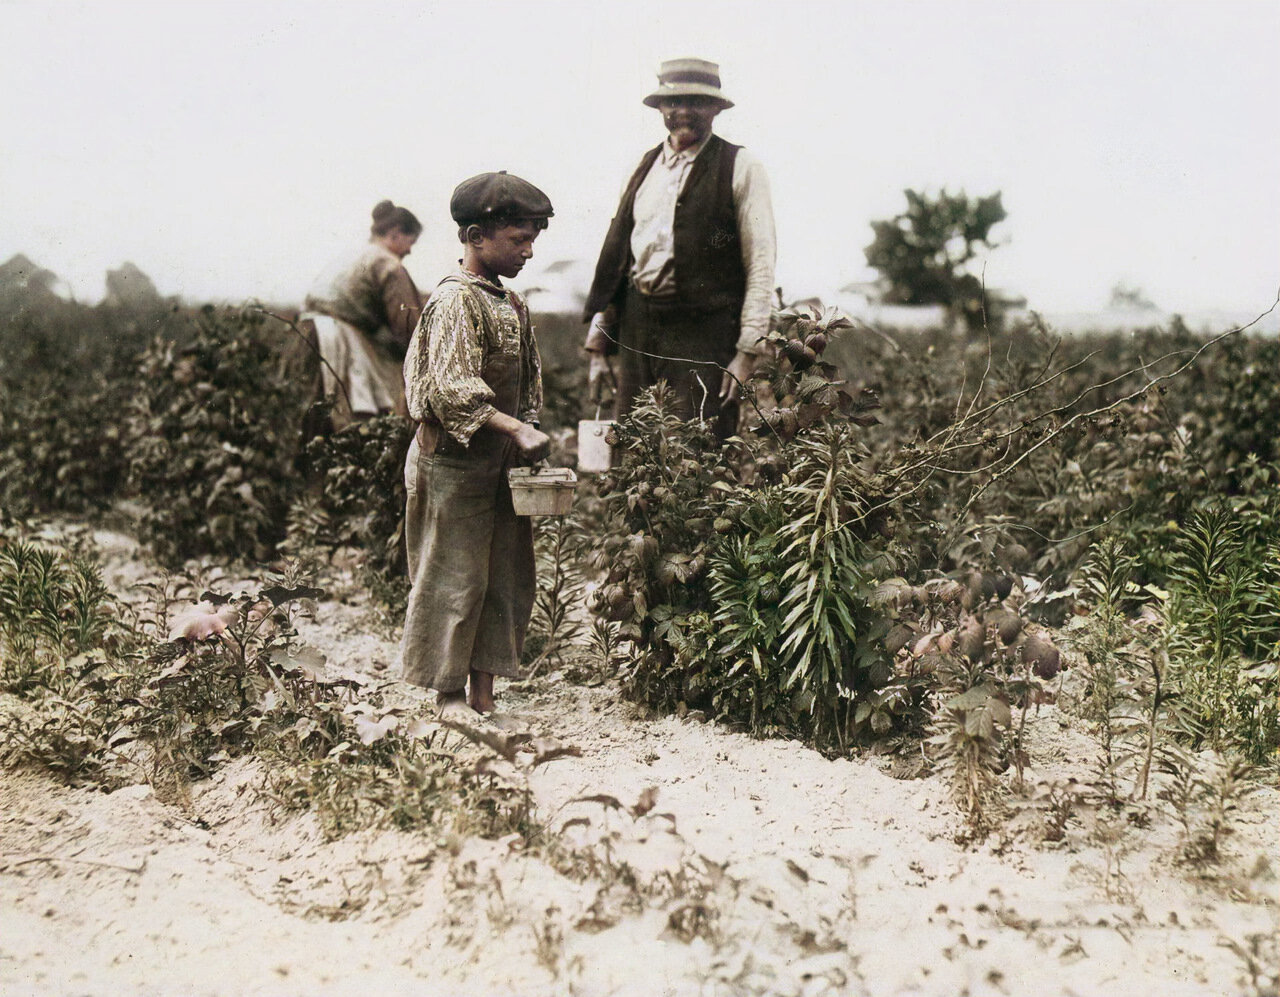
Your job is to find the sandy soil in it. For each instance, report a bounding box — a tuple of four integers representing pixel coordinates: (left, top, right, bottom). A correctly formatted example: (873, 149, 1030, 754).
(0, 527, 1276, 997)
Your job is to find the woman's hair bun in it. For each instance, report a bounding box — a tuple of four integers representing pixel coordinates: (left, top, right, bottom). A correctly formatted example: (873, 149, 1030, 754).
(369, 199, 422, 237)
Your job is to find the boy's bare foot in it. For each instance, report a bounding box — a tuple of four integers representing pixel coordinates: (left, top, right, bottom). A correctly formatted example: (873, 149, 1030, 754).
(437, 691, 479, 720)
(468, 669, 496, 714)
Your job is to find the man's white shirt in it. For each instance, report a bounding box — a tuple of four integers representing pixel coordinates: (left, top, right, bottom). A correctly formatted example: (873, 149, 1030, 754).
(624, 134, 777, 354)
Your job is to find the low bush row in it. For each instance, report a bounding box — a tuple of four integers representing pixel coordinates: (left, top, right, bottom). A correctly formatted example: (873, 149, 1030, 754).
(2, 293, 1277, 824)
(577, 304, 1279, 805)
(0, 538, 537, 839)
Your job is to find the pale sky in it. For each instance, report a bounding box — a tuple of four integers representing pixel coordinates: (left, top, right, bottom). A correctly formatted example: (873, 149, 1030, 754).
(2, 0, 1277, 314)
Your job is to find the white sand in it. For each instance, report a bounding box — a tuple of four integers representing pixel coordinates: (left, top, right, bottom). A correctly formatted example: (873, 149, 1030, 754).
(1, 530, 1275, 996)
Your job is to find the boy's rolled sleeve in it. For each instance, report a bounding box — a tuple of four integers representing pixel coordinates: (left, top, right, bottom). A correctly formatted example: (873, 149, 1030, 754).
(519, 318, 544, 426)
(406, 291, 497, 446)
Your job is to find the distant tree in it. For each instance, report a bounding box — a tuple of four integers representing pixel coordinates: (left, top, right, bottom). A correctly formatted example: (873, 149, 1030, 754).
(0, 254, 61, 314)
(1108, 282, 1158, 311)
(104, 262, 162, 308)
(864, 189, 1007, 332)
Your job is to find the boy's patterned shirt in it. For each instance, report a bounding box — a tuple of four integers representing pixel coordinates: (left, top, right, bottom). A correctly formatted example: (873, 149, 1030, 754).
(404, 266, 542, 446)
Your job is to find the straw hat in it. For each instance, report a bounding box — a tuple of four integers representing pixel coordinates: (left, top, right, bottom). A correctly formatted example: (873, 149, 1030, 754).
(642, 57, 734, 109)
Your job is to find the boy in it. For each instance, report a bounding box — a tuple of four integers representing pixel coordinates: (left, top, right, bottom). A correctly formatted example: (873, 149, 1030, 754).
(399, 171, 553, 718)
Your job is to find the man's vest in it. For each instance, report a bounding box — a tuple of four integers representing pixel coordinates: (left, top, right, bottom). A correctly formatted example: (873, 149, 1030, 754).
(582, 134, 745, 321)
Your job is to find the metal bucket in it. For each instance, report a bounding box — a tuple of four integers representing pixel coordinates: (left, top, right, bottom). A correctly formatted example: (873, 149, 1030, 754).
(508, 466, 577, 516)
(577, 418, 617, 472)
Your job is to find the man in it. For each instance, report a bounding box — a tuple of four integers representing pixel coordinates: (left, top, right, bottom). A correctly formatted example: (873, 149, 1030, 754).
(582, 57, 776, 436)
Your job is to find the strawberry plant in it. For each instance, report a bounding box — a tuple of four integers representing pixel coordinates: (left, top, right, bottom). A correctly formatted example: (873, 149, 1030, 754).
(587, 306, 920, 754)
(288, 410, 414, 611)
(123, 306, 307, 566)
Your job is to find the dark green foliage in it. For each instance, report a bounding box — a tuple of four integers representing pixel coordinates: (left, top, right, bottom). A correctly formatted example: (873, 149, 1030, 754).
(708, 427, 901, 751)
(1177, 336, 1280, 486)
(0, 260, 188, 517)
(864, 189, 1007, 331)
(0, 540, 115, 694)
(524, 513, 588, 673)
(583, 299, 1280, 768)
(3, 260, 1276, 799)
(123, 306, 308, 566)
(290, 412, 414, 611)
(586, 307, 917, 754)
(587, 388, 740, 708)
(0, 360, 135, 517)
(1161, 505, 1280, 763)
(839, 318, 1280, 589)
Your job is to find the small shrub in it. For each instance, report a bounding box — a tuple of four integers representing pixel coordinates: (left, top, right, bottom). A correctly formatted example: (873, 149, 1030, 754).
(0, 540, 115, 694)
(927, 669, 1012, 835)
(123, 305, 306, 567)
(288, 411, 414, 613)
(1160, 506, 1280, 764)
(586, 306, 914, 754)
(0, 361, 135, 517)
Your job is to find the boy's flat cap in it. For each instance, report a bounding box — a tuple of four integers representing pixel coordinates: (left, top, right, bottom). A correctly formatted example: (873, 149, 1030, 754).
(450, 171, 554, 225)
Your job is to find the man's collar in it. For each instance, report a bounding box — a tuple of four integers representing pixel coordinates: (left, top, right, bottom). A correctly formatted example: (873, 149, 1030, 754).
(660, 132, 713, 165)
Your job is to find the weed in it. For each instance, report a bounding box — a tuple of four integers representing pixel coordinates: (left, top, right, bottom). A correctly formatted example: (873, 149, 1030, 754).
(524, 513, 587, 676)
(532, 904, 565, 978)
(1, 690, 132, 785)
(1161, 506, 1280, 763)
(571, 618, 623, 685)
(1220, 932, 1280, 997)
(0, 540, 115, 694)
(1031, 779, 1086, 843)
(1065, 537, 1167, 804)
(928, 666, 1011, 835)
(257, 716, 498, 839)
(1157, 744, 1260, 868)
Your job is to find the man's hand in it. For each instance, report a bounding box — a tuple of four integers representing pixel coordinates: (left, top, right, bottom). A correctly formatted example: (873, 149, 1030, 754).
(511, 423, 552, 463)
(587, 351, 614, 403)
(720, 351, 757, 403)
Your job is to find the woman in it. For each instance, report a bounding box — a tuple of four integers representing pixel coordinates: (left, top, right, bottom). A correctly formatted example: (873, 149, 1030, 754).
(301, 200, 424, 429)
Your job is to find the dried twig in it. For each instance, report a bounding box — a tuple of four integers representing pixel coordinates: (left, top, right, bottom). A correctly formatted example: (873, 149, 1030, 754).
(2, 853, 147, 875)
(948, 291, 1280, 540)
(250, 305, 355, 415)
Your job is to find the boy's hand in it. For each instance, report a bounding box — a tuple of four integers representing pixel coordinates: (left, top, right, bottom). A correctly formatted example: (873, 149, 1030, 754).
(512, 423, 551, 463)
(483, 411, 551, 462)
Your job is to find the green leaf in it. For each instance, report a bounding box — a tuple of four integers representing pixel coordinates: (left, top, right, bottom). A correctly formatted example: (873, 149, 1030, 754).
(261, 585, 326, 606)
